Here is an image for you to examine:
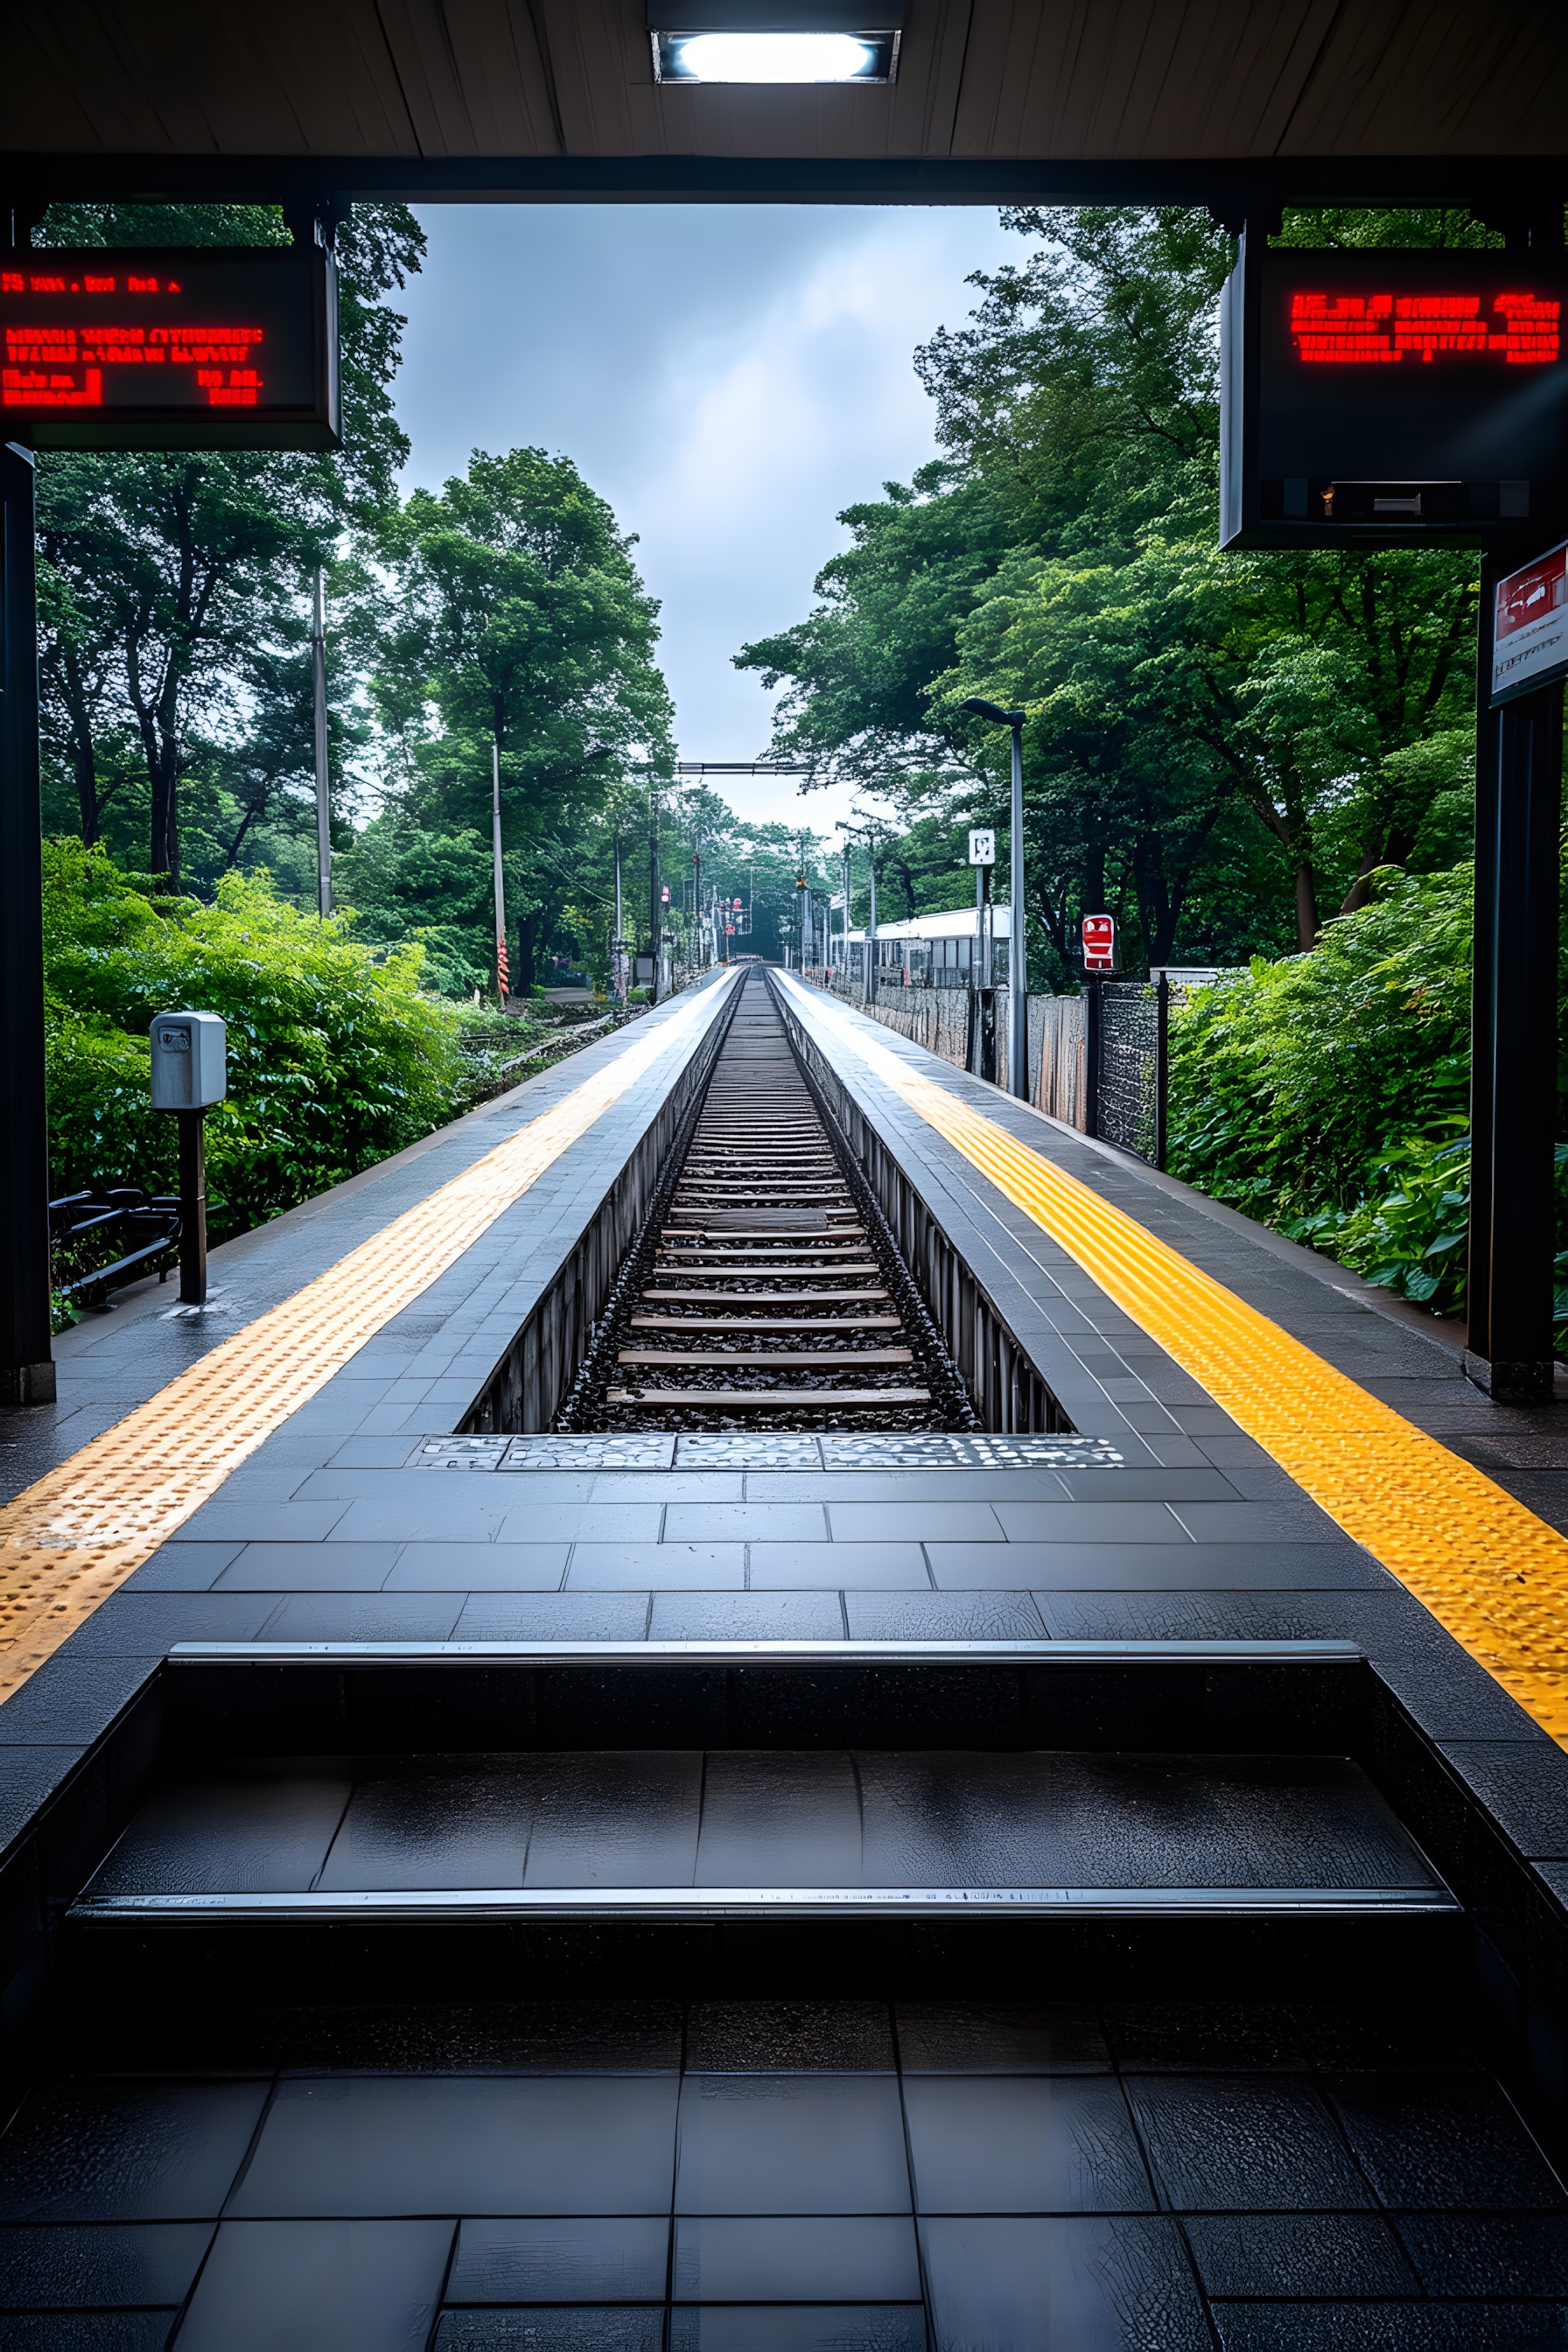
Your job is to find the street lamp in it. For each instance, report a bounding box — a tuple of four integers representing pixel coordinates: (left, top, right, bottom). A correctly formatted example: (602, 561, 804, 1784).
(836, 817, 880, 1005)
(962, 697, 1028, 1100)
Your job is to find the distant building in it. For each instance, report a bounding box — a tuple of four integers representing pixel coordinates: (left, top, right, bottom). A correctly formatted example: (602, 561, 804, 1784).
(828, 905, 1011, 988)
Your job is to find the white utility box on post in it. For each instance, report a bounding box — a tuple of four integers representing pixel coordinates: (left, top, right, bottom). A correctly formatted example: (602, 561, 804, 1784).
(150, 1012, 227, 1110)
(150, 1012, 226, 1305)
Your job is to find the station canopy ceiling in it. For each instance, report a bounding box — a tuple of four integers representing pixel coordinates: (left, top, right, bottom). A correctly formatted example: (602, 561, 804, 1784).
(4, 0, 1568, 208)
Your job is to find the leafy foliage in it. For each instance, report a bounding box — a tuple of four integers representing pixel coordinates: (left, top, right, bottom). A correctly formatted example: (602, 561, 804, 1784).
(1166, 864, 1472, 1222)
(368, 446, 676, 990)
(740, 206, 1484, 980)
(43, 841, 464, 1241)
(34, 200, 424, 889)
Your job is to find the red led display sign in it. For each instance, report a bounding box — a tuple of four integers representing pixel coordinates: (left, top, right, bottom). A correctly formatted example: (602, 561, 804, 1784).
(1221, 242, 1568, 549)
(1287, 290, 1559, 368)
(0, 248, 339, 451)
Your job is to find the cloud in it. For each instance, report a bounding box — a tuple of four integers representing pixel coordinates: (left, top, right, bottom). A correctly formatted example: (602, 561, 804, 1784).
(394, 202, 1016, 788)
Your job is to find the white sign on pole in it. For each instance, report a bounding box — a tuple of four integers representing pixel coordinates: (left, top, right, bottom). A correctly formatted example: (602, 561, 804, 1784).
(968, 828, 996, 866)
(1493, 542, 1568, 706)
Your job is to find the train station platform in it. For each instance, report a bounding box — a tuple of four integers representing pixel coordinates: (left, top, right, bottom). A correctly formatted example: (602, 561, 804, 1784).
(3, 962, 1568, 2348)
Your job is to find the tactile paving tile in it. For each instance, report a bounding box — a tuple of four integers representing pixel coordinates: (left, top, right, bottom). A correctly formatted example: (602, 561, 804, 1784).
(0, 988, 728, 1702)
(819, 1434, 1125, 1469)
(502, 1437, 677, 1470)
(788, 979, 1568, 1746)
(676, 1436, 825, 1467)
(455, 1433, 1128, 1472)
(421, 1439, 510, 1471)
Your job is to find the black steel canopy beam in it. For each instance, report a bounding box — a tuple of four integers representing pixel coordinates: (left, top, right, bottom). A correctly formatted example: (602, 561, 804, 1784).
(3, 150, 1568, 212)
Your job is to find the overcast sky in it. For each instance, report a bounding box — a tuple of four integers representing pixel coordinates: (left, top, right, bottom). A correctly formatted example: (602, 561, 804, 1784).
(394, 203, 1016, 834)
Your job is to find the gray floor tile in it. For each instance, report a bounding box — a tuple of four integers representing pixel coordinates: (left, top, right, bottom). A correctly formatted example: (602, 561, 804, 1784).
(446, 2216, 668, 2301)
(905, 2076, 1153, 2213)
(663, 1507, 829, 1542)
(648, 1592, 844, 1641)
(992, 1503, 1181, 1543)
(673, 2216, 920, 2301)
(256, 1595, 466, 1643)
(88, 1773, 350, 1895)
(0, 2221, 214, 2308)
(747, 1544, 928, 1589)
(452, 1594, 651, 1642)
(920, 2216, 1211, 2349)
(827, 1503, 1004, 1542)
(675, 2075, 909, 2216)
(230, 2076, 681, 2216)
(213, 1544, 401, 1592)
(566, 1545, 746, 1589)
(0, 2081, 269, 2221)
(175, 2217, 453, 2352)
(844, 1592, 1046, 1640)
(383, 1544, 568, 1592)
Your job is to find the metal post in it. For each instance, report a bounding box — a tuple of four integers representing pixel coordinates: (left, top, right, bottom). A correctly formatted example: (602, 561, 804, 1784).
(490, 737, 508, 1004)
(970, 860, 986, 1076)
(612, 833, 625, 1012)
(1007, 717, 1027, 1097)
(1154, 973, 1170, 1171)
(0, 442, 53, 1404)
(1084, 974, 1102, 1140)
(1466, 664, 1562, 1402)
(648, 783, 661, 1005)
(312, 567, 332, 920)
(177, 1107, 208, 1306)
(865, 836, 878, 1007)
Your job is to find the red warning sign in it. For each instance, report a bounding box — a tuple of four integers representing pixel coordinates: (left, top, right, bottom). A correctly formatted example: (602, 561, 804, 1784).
(1082, 914, 1116, 972)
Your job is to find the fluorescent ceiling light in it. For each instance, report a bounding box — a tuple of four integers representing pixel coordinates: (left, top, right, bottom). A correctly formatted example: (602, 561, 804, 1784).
(653, 28, 899, 82)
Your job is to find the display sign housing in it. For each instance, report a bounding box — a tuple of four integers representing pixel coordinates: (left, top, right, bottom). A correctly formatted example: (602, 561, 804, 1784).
(1220, 238, 1568, 549)
(0, 247, 339, 451)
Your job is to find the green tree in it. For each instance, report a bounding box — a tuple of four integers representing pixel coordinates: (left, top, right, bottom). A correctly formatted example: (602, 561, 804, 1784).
(34, 200, 424, 888)
(743, 206, 1486, 968)
(373, 446, 675, 989)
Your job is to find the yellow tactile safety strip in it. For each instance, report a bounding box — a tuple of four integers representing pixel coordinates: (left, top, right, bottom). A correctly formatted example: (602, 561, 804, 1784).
(0, 984, 727, 1703)
(791, 983, 1568, 1745)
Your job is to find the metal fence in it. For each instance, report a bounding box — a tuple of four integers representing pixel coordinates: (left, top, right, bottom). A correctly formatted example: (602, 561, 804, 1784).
(1092, 979, 1170, 1164)
(800, 968, 1184, 1168)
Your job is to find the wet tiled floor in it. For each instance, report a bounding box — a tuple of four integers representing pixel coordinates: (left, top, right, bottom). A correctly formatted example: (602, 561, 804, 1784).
(82, 1749, 1440, 1900)
(0, 2000, 1564, 2348)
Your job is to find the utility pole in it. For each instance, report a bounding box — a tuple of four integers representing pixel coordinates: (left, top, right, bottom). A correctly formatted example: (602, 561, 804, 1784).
(866, 835, 878, 1004)
(491, 736, 508, 1004)
(962, 699, 1029, 1098)
(648, 780, 662, 1005)
(0, 440, 53, 1403)
(837, 818, 879, 1004)
(311, 566, 332, 920)
(612, 828, 625, 1012)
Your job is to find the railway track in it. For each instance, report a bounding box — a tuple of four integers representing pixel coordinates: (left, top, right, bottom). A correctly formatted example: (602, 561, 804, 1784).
(575, 969, 966, 1432)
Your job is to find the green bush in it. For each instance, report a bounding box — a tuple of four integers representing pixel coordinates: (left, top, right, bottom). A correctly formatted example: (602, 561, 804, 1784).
(1167, 858, 1568, 1345)
(1166, 864, 1472, 1224)
(1280, 1129, 1470, 1312)
(44, 840, 466, 1241)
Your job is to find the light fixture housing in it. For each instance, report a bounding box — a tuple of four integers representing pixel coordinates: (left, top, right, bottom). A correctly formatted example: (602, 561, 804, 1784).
(649, 1, 901, 85)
